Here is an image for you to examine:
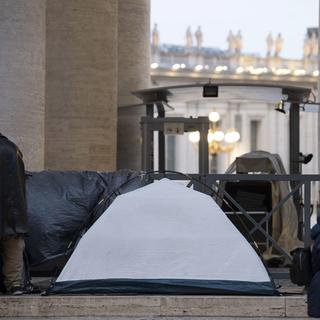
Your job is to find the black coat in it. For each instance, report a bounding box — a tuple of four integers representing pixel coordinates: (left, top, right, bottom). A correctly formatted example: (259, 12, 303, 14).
(308, 217, 320, 317)
(311, 222, 320, 272)
(0, 134, 27, 238)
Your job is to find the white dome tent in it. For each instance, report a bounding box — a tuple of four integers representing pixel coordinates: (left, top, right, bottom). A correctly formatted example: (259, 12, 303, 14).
(49, 178, 276, 295)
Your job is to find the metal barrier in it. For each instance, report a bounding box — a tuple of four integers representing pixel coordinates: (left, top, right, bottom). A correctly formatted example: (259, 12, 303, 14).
(148, 172, 320, 262)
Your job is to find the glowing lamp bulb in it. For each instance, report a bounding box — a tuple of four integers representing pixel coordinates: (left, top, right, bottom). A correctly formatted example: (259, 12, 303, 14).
(224, 130, 240, 144)
(209, 111, 220, 123)
(212, 130, 225, 142)
(188, 131, 200, 143)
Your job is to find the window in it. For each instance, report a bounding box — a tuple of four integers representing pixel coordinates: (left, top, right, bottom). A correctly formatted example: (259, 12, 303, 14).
(250, 120, 261, 151)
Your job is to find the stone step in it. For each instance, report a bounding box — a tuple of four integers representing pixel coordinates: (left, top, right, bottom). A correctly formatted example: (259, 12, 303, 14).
(0, 294, 307, 318)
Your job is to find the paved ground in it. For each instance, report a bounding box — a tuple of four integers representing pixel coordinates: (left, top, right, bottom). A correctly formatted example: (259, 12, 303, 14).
(0, 269, 311, 320)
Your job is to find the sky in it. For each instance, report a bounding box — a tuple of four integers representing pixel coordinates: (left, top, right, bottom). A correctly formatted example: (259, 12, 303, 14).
(151, 0, 318, 59)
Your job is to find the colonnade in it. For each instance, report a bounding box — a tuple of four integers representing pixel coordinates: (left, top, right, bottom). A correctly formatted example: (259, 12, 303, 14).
(0, 0, 150, 171)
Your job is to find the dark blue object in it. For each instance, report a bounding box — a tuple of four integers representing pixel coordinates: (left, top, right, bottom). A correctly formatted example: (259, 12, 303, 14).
(49, 278, 277, 296)
(308, 216, 320, 317)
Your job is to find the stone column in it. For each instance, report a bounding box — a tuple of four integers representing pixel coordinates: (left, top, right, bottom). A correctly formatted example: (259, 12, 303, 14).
(0, 1, 45, 171)
(117, 0, 150, 170)
(45, 0, 118, 171)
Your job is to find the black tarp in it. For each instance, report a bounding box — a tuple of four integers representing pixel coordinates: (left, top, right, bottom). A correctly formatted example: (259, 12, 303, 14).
(24, 170, 143, 275)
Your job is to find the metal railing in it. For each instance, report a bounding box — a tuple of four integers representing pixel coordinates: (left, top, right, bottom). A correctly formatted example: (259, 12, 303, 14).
(148, 172, 320, 262)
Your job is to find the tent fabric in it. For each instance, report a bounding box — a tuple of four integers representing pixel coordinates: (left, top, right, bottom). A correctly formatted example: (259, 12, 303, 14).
(50, 179, 276, 295)
(50, 279, 274, 295)
(222, 151, 303, 262)
(25, 170, 142, 271)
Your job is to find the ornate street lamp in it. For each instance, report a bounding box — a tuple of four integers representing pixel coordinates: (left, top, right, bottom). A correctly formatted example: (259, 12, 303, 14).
(188, 111, 240, 154)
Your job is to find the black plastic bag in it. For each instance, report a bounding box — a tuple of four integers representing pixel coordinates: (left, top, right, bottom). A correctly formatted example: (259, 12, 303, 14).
(25, 170, 142, 275)
(290, 247, 313, 286)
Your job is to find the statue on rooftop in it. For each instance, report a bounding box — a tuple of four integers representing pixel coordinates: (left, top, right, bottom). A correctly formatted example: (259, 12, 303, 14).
(235, 30, 243, 54)
(266, 32, 274, 57)
(303, 34, 312, 58)
(195, 26, 203, 50)
(311, 31, 318, 57)
(152, 23, 159, 48)
(186, 26, 193, 49)
(274, 33, 284, 57)
(227, 30, 236, 54)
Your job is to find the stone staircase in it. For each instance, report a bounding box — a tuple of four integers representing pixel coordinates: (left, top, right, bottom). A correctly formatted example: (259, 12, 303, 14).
(0, 271, 309, 318)
(0, 294, 307, 318)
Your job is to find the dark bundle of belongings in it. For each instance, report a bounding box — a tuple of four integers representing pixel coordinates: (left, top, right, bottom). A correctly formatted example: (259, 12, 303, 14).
(0, 134, 28, 294)
(308, 215, 320, 318)
(0, 169, 143, 292)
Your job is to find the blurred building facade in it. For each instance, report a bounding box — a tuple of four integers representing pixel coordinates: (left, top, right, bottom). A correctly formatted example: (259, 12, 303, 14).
(150, 25, 319, 175)
(1, 1, 318, 176)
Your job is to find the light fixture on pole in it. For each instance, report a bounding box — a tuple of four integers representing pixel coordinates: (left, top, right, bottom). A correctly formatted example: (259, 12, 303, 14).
(275, 100, 286, 114)
(299, 152, 313, 164)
